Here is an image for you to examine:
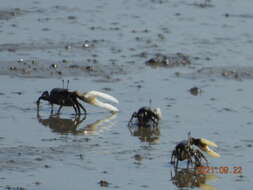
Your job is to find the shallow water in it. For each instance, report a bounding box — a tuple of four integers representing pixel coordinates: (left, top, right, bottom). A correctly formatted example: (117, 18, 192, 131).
(1, 71, 252, 189)
(0, 0, 253, 189)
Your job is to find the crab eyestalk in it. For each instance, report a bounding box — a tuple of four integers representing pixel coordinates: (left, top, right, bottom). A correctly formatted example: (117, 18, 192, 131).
(194, 138, 220, 158)
(75, 90, 119, 113)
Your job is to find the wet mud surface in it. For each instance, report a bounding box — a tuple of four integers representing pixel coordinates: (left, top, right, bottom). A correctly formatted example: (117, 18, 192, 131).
(0, 0, 253, 189)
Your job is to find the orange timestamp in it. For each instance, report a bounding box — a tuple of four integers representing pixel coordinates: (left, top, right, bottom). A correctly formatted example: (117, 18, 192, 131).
(196, 166, 243, 175)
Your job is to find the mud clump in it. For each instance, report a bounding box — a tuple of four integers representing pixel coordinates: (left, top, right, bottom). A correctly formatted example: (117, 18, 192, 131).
(196, 67, 253, 80)
(5, 186, 27, 190)
(224, 13, 253, 19)
(145, 53, 191, 68)
(179, 66, 253, 80)
(0, 8, 25, 20)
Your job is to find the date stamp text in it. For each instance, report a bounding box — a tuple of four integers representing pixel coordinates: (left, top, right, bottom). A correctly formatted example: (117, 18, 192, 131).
(196, 166, 243, 175)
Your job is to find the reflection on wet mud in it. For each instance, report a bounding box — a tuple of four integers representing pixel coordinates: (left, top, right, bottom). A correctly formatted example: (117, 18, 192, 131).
(37, 112, 117, 135)
(170, 167, 218, 190)
(128, 124, 160, 144)
(82, 113, 117, 135)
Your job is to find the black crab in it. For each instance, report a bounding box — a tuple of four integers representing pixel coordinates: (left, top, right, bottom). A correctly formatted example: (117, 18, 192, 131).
(128, 106, 162, 128)
(171, 132, 220, 168)
(36, 82, 119, 115)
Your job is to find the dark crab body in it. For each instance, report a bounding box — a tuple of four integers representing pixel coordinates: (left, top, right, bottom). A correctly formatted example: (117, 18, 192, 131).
(36, 88, 86, 115)
(171, 133, 220, 168)
(128, 107, 162, 128)
(171, 139, 207, 168)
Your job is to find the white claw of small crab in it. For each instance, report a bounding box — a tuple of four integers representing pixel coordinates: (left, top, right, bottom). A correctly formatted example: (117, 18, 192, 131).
(154, 108, 162, 120)
(76, 90, 119, 113)
(200, 138, 220, 158)
(200, 138, 218, 147)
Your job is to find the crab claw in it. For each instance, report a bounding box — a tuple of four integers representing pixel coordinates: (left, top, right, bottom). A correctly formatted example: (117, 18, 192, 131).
(200, 138, 218, 148)
(154, 108, 162, 120)
(198, 138, 220, 158)
(76, 90, 119, 113)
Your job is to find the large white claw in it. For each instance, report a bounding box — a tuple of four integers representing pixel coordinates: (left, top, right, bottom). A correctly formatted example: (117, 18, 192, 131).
(84, 91, 119, 104)
(200, 138, 218, 147)
(76, 90, 119, 113)
(205, 146, 221, 158)
(199, 138, 220, 158)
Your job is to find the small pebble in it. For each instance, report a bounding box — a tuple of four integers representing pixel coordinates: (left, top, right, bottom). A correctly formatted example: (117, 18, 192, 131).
(51, 64, 57, 68)
(133, 154, 143, 161)
(9, 66, 16, 70)
(225, 13, 230, 17)
(67, 16, 76, 20)
(62, 59, 68, 63)
(65, 45, 71, 50)
(82, 43, 90, 48)
(189, 87, 202, 96)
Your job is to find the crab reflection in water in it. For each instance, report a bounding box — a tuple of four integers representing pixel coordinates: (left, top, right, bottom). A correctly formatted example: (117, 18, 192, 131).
(170, 167, 218, 190)
(128, 124, 160, 143)
(37, 112, 117, 135)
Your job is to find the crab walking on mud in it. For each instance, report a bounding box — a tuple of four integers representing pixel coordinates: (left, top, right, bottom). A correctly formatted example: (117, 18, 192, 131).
(36, 88, 119, 115)
(128, 107, 162, 128)
(171, 132, 220, 168)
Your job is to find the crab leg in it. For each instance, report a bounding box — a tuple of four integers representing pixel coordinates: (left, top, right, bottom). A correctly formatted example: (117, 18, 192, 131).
(77, 101, 87, 115)
(72, 98, 81, 115)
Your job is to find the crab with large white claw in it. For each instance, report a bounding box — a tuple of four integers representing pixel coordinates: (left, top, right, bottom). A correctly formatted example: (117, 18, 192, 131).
(36, 88, 119, 115)
(171, 132, 220, 168)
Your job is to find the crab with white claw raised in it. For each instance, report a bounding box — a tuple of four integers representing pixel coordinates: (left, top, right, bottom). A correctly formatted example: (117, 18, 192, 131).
(36, 81, 119, 115)
(171, 132, 220, 168)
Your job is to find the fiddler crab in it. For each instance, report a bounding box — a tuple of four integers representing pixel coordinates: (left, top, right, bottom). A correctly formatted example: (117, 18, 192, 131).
(171, 132, 220, 168)
(36, 81, 119, 115)
(128, 106, 162, 128)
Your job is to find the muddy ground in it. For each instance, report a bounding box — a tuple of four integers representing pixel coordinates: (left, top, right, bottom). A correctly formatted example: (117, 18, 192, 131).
(0, 0, 253, 189)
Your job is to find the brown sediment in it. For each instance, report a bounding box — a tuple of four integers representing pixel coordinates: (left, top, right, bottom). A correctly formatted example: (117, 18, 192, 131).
(145, 53, 191, 68)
